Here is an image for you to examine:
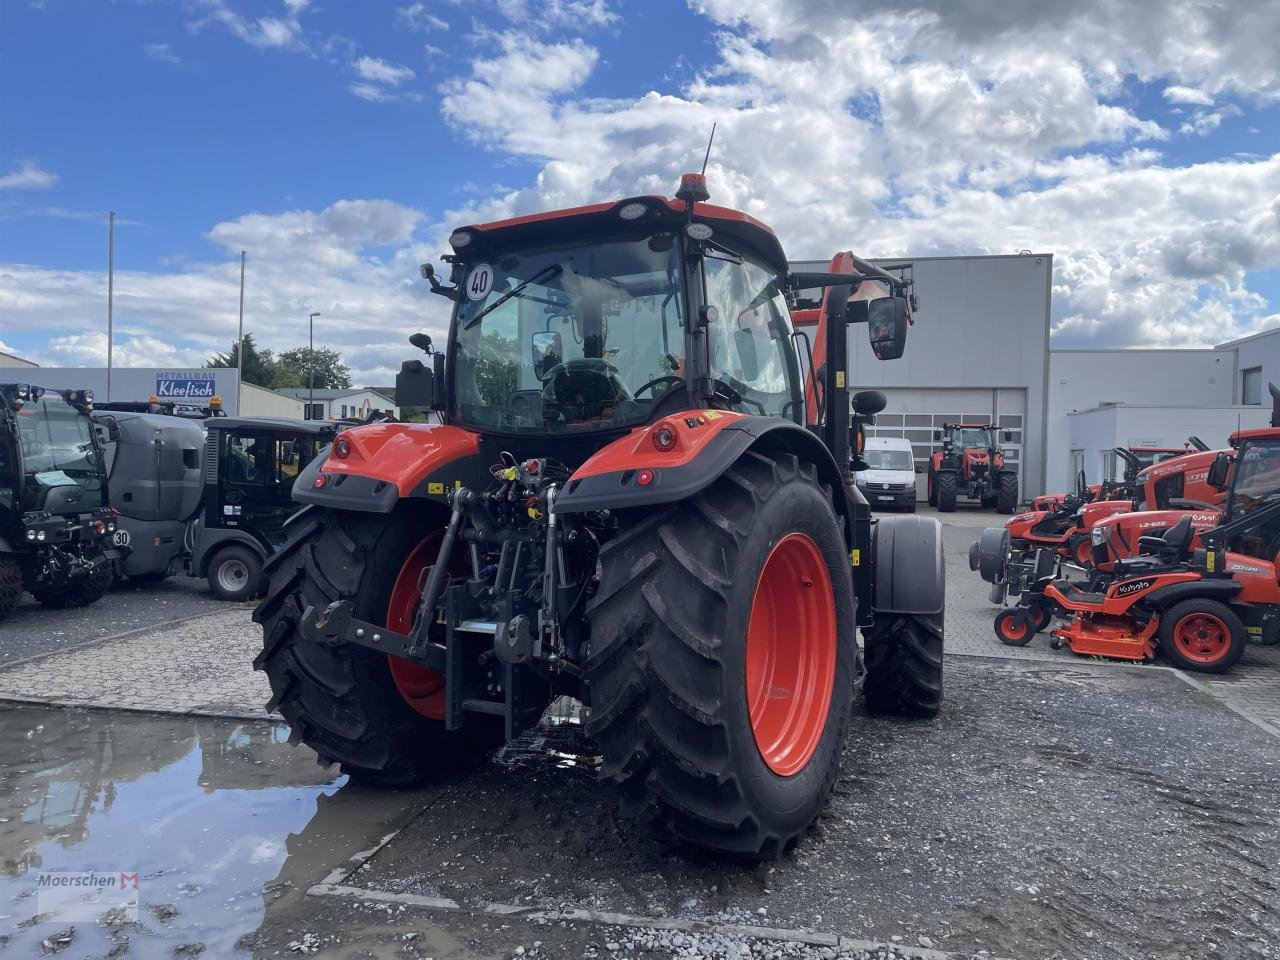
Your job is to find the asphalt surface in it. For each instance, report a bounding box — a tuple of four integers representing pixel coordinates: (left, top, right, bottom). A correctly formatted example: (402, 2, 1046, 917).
(2, 655, 1276, 959)
(0, 575, 228, 665)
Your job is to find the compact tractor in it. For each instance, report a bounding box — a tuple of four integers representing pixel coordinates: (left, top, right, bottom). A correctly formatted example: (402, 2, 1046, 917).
(0, 383, 122, 618)
(927, 422, 1018, 513)
(253, 173, 947, 859)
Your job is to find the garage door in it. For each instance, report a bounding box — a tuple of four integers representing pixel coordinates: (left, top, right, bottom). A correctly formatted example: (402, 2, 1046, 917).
(862, 388, 1026, 501)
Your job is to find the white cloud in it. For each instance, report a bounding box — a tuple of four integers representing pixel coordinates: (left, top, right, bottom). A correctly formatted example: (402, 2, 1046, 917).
(0, 161, 58, 191)
(190, 0, 307, 50)
(495, 0, 616, 29)
(144, 43, 181, 64)
(1164, 84, 1214, 106)
(0, 200, 443, 384)
(354, 55, 415, 86)
(396, 3, 449, 32)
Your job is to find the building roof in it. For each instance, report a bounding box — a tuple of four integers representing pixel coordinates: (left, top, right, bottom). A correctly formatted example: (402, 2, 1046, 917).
(275, 387, 396, 404)
(1214, 326, 1280, 350)
(0, 349, 38, 367)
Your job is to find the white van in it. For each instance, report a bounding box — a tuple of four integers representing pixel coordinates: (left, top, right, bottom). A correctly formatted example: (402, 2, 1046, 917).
(858, 437, 918, 511)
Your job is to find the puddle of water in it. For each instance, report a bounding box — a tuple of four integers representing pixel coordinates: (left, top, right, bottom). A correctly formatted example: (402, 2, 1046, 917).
(0, 705, 343, 958)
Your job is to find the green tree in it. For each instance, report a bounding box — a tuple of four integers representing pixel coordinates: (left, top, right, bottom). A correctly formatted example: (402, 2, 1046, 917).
(277, 347, 352, 390)
(206, 333, 280, 388)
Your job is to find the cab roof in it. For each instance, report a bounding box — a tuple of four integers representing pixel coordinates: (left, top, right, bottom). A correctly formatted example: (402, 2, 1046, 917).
(454, 194, 790, 277)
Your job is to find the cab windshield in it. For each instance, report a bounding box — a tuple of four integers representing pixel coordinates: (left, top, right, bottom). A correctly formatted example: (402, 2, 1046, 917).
(16, 393, 99, 488)
(950, 428, 991, 451)
(450, 232, 800, 433)
(1227, 439, 1280, 518)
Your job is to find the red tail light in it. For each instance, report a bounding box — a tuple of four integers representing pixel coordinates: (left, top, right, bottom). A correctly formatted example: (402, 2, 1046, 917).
(333, 438, 351, 459)
(651, 421, 678, 452)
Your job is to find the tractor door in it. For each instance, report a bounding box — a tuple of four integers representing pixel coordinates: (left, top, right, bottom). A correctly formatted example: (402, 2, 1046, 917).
(218, 432, 301, 549)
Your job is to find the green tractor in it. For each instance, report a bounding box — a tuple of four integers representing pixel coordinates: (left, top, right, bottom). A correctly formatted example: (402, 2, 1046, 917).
(0, 383, 122, 618)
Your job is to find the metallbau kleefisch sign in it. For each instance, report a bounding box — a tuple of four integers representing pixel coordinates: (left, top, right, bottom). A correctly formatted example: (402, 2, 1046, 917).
(155, 371, 216, 400)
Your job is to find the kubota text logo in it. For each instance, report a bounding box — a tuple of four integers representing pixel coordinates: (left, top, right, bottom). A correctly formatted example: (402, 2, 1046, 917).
(1115, 578, 1154, 596)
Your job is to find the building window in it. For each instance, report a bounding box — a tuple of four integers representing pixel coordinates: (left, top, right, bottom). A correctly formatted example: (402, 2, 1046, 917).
(1242, 367, 1262, 405)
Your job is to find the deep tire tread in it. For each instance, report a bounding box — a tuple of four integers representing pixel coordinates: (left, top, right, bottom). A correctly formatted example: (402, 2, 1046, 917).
(864, 614, 944, 718)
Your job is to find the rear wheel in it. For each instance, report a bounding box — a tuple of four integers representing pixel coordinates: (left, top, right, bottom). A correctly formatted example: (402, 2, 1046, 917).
(208, 545, 264, 602)
(936, 472, 957, 512)
(996, 473, 1019, 514)
(1157, 599, 1245, 674)
(253, 506, 506, 785)
(30, 555, 112, 609)
(994, 608, 1033, 646)
(583, 450, 856, 859)
(0, 557, 22, 619)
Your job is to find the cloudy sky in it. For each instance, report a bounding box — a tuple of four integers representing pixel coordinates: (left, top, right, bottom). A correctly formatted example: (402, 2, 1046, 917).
(1, 0, 1278, 385)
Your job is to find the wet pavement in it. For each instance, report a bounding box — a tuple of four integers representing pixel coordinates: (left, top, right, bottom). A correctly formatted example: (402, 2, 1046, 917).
(2, 576, 227, 666)
(2, 650, 1277, 960)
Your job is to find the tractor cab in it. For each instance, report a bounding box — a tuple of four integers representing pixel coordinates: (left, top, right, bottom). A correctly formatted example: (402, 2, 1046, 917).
(0, 383, 120, 618)
(191, 417, 336, 600)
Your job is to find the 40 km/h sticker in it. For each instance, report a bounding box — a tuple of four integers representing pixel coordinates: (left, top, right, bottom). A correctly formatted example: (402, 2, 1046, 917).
(465, 264, 494, 301)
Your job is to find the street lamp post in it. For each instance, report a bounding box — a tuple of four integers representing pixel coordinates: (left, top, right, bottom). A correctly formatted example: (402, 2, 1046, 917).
(308, 312, 321, 420)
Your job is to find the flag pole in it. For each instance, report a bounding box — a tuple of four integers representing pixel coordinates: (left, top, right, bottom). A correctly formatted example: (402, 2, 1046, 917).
(107, 211, 115, 401)
(237, 250, 246, 413)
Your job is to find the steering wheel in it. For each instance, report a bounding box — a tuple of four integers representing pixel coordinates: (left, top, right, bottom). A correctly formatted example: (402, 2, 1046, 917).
(632, 375, 684, 399)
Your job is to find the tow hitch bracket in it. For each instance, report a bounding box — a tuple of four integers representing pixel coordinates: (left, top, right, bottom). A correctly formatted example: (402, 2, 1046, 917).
(300, 600, 447, 672)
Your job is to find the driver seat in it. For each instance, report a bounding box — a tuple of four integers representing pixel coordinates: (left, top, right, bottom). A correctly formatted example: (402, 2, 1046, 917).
(1113, 515, 1195, 575)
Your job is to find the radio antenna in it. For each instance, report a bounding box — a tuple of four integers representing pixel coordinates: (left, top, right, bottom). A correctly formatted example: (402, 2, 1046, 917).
(700, 122, 717, 176)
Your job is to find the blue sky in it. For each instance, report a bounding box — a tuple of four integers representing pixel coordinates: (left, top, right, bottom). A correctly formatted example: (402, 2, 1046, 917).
(1, 0, 1278, 382)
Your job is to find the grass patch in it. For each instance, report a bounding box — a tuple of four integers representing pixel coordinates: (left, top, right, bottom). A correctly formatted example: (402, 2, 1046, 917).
(1193, 690, 1225, 708)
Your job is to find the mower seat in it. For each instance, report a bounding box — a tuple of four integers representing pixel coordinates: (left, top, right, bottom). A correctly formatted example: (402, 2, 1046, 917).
(1116, 516, 1195, 575)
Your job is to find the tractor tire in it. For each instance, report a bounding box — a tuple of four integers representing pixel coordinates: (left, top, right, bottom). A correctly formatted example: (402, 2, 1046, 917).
(1157, 599, 1246, 674)
(996, 473, 1019, 514)
(583, 450, 857, 859)
(253, 506, 507, 786)
(936, 472, 958, 512)
(0, 557, 22, 620)
(30, 556, 112, 610)
(208, 545, 264, 602)
(863, 612, 943, 718)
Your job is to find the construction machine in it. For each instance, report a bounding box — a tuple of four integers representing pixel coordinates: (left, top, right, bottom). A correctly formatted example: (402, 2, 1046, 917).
(253, 173, 947, 859)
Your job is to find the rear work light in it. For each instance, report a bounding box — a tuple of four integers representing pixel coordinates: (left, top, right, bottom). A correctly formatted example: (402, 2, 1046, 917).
(92, 520, 107, 535)
(333, 438, 351, 459)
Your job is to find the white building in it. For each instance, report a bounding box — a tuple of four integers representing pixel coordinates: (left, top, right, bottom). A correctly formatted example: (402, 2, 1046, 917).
(275, 387, 399, 421)
(0, 349, 39, 368)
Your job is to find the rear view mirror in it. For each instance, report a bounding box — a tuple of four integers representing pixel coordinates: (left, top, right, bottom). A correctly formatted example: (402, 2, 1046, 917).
(1207, 451, 1231, 490)
(532, 331, 563, 381)
(849, 296, 908, 360)
(396, 358, 442, 409)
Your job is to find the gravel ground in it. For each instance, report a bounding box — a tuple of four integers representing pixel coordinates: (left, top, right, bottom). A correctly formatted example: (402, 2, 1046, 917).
(351, 657, 1280, 960)
(0, 575, 228, 665)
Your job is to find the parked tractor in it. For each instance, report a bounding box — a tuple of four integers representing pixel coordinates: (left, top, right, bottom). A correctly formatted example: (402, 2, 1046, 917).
(253, 174, 947, 859)
(927, 422, 1018, 513)
(0, 383, 121, 618)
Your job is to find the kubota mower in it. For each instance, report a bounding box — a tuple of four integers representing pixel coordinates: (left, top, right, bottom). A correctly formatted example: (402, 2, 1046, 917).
(927, 422, 1018, 513)
(992, 427, 1280, 672)
(252, 173, 947, 859)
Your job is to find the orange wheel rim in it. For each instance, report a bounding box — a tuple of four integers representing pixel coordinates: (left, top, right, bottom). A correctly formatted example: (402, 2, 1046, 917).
(745, 533, 836, 777)
(1172, 612, 1231, 665)
(386, 531, 452, 720)
(1000, 614, 1027, 642)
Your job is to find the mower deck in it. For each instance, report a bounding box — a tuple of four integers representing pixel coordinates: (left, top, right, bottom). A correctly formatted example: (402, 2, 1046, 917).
(1052, 615, 1159, 662)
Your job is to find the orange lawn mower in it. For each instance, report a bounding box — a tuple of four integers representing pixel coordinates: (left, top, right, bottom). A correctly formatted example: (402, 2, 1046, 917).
(992, 432, 1280, 672)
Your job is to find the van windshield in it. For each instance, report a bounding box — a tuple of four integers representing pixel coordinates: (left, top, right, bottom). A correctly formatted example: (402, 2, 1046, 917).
(865, 449, 913, 471)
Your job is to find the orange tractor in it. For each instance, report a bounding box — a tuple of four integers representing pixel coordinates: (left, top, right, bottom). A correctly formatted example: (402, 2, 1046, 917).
(927, 423, 1019, 513)
(253, 174, 946, 859)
